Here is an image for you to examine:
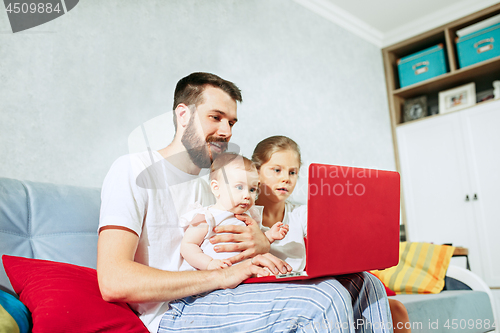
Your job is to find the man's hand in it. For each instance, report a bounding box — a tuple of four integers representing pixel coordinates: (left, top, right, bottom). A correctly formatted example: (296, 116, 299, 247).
(209, 214, 270, 263)
(218, 254, 293, 289)
(258, 253, 292, 274)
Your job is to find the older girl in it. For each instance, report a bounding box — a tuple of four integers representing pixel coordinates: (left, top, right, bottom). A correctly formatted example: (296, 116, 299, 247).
(252, 136, 306, 271)
(252, 135, 411, 333)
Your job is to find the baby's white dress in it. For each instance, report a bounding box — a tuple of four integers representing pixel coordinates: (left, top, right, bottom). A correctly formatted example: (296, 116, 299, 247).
(179, 204, 264, 263)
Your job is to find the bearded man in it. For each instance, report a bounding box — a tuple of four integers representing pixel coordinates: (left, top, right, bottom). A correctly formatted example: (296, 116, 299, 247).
(97, 72, 392, 333)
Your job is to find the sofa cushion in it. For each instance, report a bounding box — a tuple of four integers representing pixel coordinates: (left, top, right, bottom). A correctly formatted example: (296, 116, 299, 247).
(391, 291, 495, 333)
(372, 242, 455, 294)
(0, 178, 100, 293)
(3, 255, 148, 333)
(0, 288, 30, 333)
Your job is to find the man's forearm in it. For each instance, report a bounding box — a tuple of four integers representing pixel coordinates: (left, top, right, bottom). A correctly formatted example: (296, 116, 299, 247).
(97, 227, 224, 303)
(97, 227, 287, 303)
(98, 259, 223, 303)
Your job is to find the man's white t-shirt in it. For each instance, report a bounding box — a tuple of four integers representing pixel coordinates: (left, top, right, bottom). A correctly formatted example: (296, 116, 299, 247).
(99, 151, 215, 332)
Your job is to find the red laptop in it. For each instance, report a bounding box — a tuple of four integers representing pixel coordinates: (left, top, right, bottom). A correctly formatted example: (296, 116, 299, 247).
(244, 163, 400, 283)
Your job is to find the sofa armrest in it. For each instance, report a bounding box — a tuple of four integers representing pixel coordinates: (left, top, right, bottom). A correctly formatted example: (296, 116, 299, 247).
(447, 265, 498, 332)
(448, 265, 490, 293)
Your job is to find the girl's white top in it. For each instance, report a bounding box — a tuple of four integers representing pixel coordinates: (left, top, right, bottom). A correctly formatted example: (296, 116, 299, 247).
(261, 202, 308, 272)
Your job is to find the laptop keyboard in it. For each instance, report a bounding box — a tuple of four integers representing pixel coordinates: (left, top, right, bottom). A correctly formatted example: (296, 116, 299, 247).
(276, 271, 308, 279)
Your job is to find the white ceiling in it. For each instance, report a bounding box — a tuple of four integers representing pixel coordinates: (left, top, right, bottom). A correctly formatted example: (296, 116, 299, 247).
(293, 0, 500, 47)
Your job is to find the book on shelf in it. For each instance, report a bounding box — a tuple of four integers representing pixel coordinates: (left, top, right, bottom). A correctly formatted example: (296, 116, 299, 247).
(456, 13, 500, 37)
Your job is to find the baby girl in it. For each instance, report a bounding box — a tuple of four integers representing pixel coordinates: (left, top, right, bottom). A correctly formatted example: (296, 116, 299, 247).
(180, 153, 288, 270)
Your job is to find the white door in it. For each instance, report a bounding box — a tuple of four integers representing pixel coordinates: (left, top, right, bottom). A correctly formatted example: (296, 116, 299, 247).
(461, 100, 500, 287)
(397, 112, 485, 279)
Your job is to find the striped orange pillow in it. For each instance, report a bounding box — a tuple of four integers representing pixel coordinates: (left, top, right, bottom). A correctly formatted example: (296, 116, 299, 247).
(371, 242, 455, 294)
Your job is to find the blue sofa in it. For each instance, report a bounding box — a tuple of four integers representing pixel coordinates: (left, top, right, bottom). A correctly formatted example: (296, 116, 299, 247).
(0, 177, 100, 295)
(390, 278, 497, 333)
(0, 177, 497, 332)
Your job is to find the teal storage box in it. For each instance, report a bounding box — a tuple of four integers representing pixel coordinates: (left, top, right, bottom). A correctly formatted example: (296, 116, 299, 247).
(457, 22, 500, 68)
(397, 44, 447, 88)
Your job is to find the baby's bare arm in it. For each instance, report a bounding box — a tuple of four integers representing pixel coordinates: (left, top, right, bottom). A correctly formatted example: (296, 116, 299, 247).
(206, 258, 232, 270)
(180, 219, 214, 270)
(265, 222, 289, 243)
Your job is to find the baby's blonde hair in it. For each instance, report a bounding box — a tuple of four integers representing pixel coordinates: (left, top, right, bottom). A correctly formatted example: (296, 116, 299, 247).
(251, 136, 302, 171)
(210, 153, 257, 181)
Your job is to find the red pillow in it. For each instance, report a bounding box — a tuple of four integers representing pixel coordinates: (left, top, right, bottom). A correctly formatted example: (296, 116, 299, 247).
(383, 283, 397, 296)
(2, 255, 148, 333)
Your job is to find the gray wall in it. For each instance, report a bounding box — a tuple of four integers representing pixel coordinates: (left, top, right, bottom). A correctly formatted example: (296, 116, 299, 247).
(0, 0, 395, 202)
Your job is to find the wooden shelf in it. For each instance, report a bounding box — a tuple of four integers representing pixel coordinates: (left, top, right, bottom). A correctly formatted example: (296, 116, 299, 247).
(395, 98, 500, 127)
(382, 3, 500, 229)
(392, 55, 500, 99)
(383, 3, 500, 125)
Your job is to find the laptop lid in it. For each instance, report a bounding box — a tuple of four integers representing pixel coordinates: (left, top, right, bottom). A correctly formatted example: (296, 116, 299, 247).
(244, 163, 400, 283)
(306, 163, 400, 278)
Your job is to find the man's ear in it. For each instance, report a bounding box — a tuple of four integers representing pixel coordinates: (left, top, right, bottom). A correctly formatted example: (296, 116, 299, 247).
(210, 179, 220, 198)
(175, 103, 192, 129)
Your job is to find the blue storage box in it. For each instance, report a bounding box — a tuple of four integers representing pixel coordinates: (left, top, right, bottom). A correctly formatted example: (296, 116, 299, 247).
(457, 22, 500, 68)
(397, 44, 447, 88)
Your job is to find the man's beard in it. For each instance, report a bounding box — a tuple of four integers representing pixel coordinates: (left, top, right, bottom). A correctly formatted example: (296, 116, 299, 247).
(181, 117, 228, 168)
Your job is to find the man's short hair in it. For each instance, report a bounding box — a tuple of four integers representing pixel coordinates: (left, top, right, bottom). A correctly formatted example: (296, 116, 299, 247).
(172, 72, 242, 130)
(210, 153, 256, 181)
